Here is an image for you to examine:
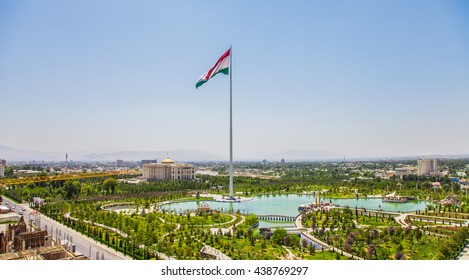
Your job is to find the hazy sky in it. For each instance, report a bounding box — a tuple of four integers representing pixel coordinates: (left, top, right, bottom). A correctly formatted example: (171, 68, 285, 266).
(1, 0, 469, 159)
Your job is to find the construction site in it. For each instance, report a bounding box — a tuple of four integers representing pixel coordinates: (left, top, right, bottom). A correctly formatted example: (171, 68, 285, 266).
(0, 215, 88, 260)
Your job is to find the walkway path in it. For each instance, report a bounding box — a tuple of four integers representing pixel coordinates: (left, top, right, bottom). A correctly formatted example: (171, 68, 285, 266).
(407, 214, 469, 227)
(210, 215, 245, 235)
(394, 213, 411, 228)
(282, 246, 300, 260)
(200, 245, 231, 260)
(64, 213, 128, 238)
(158, 217, 181, 240)
(422, 230, 449, 238)
(154, 252, 176, 260)
(295, 214, 364, 260)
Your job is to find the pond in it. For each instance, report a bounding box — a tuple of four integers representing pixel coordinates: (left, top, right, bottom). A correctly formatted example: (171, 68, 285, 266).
(160, 194, 431, 217)
(106, 194, 432, 228)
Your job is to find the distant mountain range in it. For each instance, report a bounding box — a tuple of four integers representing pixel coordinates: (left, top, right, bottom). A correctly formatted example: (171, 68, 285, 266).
(1, 144, 468, 162)
(0, 145, 343, 162)
(0, 145, 224, 162)
(0, 145, 67, 161)
(263, 149, 343, 161)
(82, 149, 225, 162)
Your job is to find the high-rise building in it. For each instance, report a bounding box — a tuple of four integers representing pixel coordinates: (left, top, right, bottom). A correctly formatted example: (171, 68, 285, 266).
(142, 157, 196, 181)
(418, 159, 438, 176)
(0, 159, 6, 178)
(141, 159, 158, 165)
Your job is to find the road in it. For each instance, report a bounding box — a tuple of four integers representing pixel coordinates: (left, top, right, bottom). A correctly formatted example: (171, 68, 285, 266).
(458, 244, 469, 260)
(1, 196, 131, 260)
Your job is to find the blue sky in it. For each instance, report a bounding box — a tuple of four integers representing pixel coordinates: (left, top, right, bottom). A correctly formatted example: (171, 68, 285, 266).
(1, 0, 469, 159)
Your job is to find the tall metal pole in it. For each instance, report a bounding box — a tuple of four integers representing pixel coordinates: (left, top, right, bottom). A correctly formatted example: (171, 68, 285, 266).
(229, 46, 234, 199)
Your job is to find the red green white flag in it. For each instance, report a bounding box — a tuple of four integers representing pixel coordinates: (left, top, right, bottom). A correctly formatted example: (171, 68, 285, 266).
(196, 49, 230, 89)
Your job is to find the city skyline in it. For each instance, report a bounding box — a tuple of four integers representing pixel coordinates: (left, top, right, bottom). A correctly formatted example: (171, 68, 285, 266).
(1, 1, 469, 159)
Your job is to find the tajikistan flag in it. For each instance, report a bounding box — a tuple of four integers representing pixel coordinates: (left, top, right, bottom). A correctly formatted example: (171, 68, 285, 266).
(196, 48, 230, 89)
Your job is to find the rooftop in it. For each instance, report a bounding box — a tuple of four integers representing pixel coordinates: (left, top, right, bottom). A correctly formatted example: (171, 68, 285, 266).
(161, 157, 175, 164)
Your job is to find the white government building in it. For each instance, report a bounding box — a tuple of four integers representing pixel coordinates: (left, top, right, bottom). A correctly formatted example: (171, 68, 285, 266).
(142, 157, 196, 181)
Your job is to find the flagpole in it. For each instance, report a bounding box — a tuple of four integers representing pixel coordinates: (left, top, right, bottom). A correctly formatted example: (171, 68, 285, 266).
(229, 46, 234, 199)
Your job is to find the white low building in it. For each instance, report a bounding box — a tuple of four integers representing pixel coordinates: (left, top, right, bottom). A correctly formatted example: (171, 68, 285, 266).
(394, 167, 413, 178)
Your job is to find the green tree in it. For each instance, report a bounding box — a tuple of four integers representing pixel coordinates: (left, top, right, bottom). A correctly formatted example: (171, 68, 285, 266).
(103, 178, 118, 195)
(64, 180, 80, 200)
(272, 228, 287, 245)
(81, 183, 92, 196)
(21, 188, 31, 200)
(244, 214, 259, 227)
(290, 234, 301, 249)
(308, 244, 316, 254)
(4, 167, 14, 177)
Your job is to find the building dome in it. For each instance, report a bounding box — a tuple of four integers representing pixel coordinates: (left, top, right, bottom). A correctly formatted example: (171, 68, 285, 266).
(161, 157, 175, 164)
